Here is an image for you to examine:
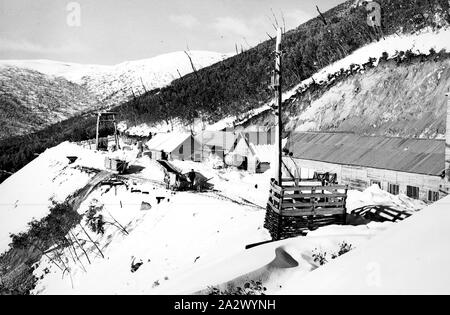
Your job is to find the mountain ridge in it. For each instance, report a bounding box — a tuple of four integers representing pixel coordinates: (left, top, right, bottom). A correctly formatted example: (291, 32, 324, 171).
(0, 51, 230, 139)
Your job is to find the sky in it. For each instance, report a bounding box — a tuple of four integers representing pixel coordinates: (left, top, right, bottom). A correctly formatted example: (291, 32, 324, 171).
(0, 0, 344, 65)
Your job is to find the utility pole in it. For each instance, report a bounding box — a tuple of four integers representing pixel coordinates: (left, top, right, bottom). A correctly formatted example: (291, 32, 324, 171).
(275, 27, 283, 185)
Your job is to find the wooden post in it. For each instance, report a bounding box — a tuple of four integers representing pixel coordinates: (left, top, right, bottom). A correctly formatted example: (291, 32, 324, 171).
(113, 115, 120, 150)
(95, 113, 100, 151)
(269, 28, 284, 241)
(343, 186, 348, 224)
(311, 187, 316, 216)
(276, 187, 284, 240)
(275, 28, 283, 186)
(446, 92, 450, 181)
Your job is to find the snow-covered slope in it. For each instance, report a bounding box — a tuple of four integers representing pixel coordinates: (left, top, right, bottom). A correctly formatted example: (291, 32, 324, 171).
(0, 51, 231, 106)
(0, 138, 425, 294)
(0, 51, 230, 87)
(0, 59, 110, 83)
(235, 28, 450, 138)
(0, 142, 101, 253)
(278, 195, 450, 294)
(82, 51, 232, 102)
(0, 51, 230, 139)
(0, 67, 99, 139)
(0, 138, 431, 294)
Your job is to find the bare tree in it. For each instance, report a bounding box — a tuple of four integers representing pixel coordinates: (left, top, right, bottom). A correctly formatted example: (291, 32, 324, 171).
(316, 5, 328, 25)
(140, 77, 148, 93)
(280, 9, 287, 33)
(184, 50, 198, 78)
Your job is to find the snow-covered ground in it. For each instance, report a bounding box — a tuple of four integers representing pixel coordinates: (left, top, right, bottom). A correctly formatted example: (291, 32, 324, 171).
(0, 143, 95, 253)
(0, 140, 430, 294)
(278, 195, 450, 294)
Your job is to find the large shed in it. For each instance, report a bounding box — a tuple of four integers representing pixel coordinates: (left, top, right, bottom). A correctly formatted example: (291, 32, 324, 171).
(284, 132, 448, 202)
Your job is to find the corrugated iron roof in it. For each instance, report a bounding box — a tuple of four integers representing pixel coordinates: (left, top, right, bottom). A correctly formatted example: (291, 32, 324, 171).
(146, 132, 191, 152)
(286, 132, 444, 176)
(251, 144, 275, 163)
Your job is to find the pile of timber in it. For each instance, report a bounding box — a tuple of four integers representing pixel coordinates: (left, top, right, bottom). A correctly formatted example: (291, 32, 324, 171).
(264, 178, 348, 240)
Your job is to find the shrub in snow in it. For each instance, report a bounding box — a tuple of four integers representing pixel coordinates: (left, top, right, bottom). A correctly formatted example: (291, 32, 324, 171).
(313, 242, 354, 266)
(312, 249, 329, 266)
(4, 201, 82, 294)
(208, 280, 267, 295)
(130, 257, 143, 273)
(85, 200, 105, 235)
(9, 201, 81, 251)
(331, 241, 353, 259)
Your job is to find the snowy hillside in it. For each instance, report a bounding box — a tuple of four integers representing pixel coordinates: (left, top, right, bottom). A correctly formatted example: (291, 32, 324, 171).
(235, 28, 450, 138)
(277, 195, 450, 294)
(0, 59, 110, 84)
(0, 139, 427, 294)
(0, 67, 99, 139)
(81, 51, 232, 104)
(0, 51, 230, 87)
(0, 143, 97, 253)
(0, 51, 230, 139)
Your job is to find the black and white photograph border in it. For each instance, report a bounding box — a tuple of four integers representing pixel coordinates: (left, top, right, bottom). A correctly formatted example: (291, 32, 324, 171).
(0, 0, 450, 298)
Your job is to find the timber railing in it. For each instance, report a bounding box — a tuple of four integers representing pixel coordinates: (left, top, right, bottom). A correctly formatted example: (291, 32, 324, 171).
(264, 178, 348, 240)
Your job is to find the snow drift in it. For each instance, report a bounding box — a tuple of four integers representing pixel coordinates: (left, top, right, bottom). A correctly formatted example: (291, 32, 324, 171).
(279, 195, 450, 294)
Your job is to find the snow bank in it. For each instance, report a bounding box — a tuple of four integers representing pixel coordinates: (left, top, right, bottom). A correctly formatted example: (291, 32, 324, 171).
(347, 185, 426, 212)
(32, 185, 269, 294)
(153, 222, 392, 294)
(279, 195, 450, 294)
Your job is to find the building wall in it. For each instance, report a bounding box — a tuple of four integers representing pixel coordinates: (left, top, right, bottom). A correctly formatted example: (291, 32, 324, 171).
(199, 145, 226, 161)
(147, 136, 200, 161)
(284, 157, 449, 203)
(228, 137, 261, 173)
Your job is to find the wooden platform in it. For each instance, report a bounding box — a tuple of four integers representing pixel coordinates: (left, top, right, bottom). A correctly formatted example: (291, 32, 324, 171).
(264, 178, 348, 240)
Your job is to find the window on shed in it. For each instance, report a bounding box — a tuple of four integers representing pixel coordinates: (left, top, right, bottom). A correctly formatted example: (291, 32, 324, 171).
(211, 145, 216, 154)
(388, 183, 399, 195)
(428, 190, 439, 202)
(406, 185, 420, 199)
(179, 145, 184, 155)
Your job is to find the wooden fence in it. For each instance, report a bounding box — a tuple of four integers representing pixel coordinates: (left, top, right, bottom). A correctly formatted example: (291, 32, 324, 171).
(264, 179, 348, 240)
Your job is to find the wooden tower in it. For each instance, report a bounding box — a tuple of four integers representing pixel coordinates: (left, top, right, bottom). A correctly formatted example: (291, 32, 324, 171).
(95, 112, 120, 151)
(264, 28, 349, 240)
